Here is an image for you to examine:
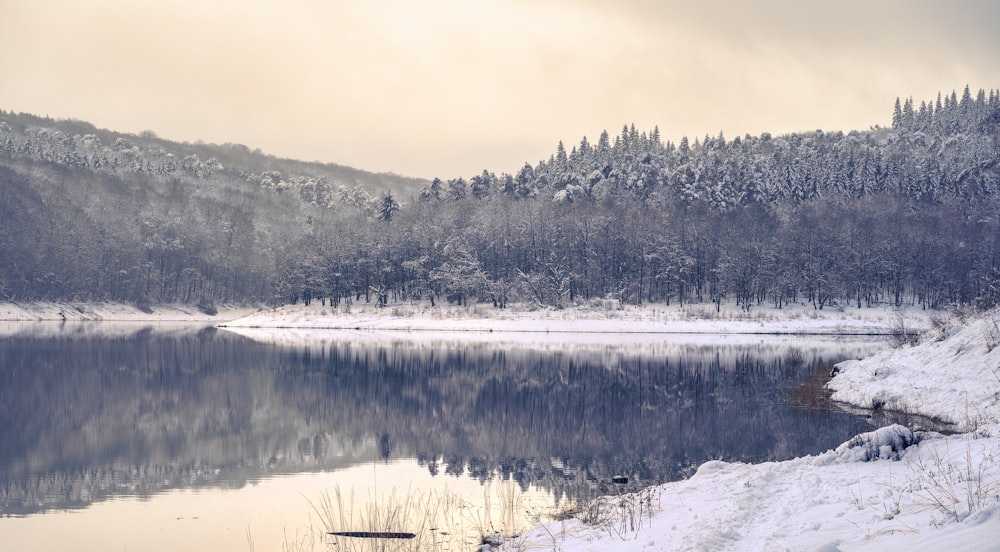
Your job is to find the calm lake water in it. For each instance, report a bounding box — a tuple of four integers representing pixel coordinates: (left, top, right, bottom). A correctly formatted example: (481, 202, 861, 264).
(0, 324, 885, 551)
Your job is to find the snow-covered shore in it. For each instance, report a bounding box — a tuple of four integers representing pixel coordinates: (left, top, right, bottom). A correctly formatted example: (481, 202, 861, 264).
(220, 301, 934, 335)
(0, 302, 265, 338)
(0, 299, 937, 335)
(503, 311, 1000, 552)
(0, 301, 259, 323)
(828, 314, 1000, 430)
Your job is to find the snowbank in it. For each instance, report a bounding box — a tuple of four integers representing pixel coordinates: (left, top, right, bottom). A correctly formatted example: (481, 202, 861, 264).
(507, 424, 999, 552)
(828, 312, 1000, 429)
(503, 311, 1000, 551)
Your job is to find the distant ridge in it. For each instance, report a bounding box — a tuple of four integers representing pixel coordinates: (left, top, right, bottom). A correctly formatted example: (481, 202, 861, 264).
(0, 110, 429, 200)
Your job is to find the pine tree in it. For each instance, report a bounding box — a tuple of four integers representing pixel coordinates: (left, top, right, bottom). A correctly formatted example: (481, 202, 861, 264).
(555, 140, 568, 167)
(470, 170, 493, 199)
(917, 101, 931, 131)
(679, 136, 690, 155)
(960, 84, 973, 114)
(376, 191, 399, 222)
(902, 97, 915, 128)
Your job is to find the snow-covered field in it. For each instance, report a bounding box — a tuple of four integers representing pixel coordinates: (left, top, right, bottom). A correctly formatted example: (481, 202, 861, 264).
(502, 311, 1000, 552)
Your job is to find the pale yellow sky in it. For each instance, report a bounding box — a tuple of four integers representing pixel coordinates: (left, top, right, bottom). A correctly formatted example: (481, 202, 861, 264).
(1, 0, 997, 179)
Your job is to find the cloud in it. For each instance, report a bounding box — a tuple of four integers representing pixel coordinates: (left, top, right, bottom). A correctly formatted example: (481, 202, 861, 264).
(1, 0, 997, 178)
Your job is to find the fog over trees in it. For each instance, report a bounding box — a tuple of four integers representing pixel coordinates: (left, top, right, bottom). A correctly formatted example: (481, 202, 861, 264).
(1, 87, 999, 310)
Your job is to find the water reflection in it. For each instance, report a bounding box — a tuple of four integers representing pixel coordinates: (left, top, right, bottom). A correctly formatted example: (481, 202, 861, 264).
(0, 325, 883, 515)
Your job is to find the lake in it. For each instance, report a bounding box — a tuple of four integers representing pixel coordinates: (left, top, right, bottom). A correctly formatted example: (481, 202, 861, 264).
(0, 324, 885, 551)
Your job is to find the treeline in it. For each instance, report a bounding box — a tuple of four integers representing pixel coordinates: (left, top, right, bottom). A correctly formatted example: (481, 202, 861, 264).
(284, 191, 1000, 311)
(0, 159, 287, 303)
(280, 87, 1000, 311)
(2, 88, 999, 309)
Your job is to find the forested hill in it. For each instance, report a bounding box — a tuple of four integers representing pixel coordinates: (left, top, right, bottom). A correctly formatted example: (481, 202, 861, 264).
(0, 110, 427, 304)
(489, 87, 1000, 209)
(0, 111, 428, 200)
(3, 87, 1000, 310)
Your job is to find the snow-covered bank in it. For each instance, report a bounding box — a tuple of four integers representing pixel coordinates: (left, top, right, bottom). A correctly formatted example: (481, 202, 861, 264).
(828, 313, 1000, 430)
(507, 425, 1000, 552)
(503, 311, 1000, 552)
(0, 301, 259, 322)
(2, 299, 938, 336)
(221, 301, 935, 335)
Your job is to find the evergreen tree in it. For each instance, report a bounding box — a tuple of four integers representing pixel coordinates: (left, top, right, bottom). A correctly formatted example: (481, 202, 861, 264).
(902, 97, 915, 128)
(597, 130, 611, 152)
(555, 141, 568, 165)
(377, 191, 399, 222)
(960, 84, 973, 114)
(679, 136, 690, 155)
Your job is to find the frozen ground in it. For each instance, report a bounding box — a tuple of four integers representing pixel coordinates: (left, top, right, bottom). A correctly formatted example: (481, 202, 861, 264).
(501, 310, 1000, 552)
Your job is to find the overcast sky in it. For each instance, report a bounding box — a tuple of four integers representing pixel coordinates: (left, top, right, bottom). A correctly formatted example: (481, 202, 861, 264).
(2, 0, 998, 179)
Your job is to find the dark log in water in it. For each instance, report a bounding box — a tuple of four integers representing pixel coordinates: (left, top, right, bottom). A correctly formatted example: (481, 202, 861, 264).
(328, 531, 417, 539)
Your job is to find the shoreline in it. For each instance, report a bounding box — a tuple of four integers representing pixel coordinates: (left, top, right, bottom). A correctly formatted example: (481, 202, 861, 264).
(0, 301, 259, 323)
(0, 300, 940, 337)
(218, 300, 937, 335)
(503, 309, 1000, 552)
(4, 300, 998, 549)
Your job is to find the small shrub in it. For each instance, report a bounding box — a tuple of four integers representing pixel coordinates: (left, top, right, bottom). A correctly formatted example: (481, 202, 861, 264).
(950, 304, 975, 324)
(983, 315, 1000, 353)
(196, 298, 218, 316)
(574, 486, 662, 539)
(927, 313, 952, 342)
(912, 440, 1000, 523)
(887, 311, 918, 348)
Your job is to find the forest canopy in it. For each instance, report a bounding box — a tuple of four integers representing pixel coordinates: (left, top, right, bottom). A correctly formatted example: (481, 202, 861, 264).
(1, 86, 998, 311)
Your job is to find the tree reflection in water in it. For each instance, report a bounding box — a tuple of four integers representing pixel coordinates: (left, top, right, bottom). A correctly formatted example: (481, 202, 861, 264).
(0, 326, 881, 514)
